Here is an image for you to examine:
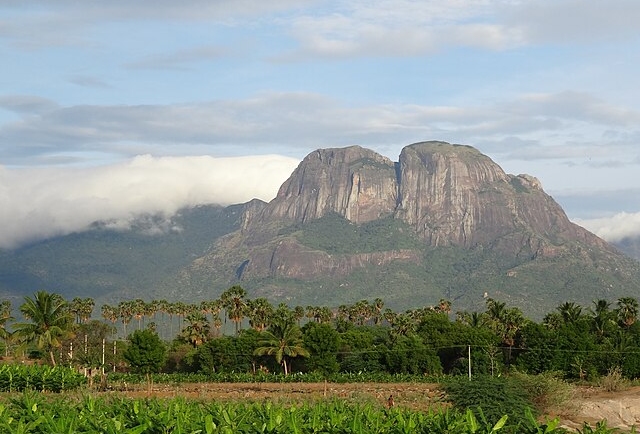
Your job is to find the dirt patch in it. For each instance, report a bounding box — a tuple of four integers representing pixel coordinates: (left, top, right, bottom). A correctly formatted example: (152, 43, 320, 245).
(107, 381, 446, 411)
(560, 386, 640, 431)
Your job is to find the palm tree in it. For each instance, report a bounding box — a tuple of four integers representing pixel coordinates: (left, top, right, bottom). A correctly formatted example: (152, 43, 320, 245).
(589, 299, 614, 339)
(13, 291, 74, 366)
(247, 298, 274, 332)
(293, 306, 305, 326)
(486, 298, 506, 323)
(456, 311, 487, 328)
(317, 306, 333, 324)
(117, 301, 133, 337)
(485, 298, 526, 365)
(0, 300, 13, 356)
(372, 298, 384, 325)
(180, 312, 211, 347)
(132, 299, 147, 330)
(390, 312, 415, 341)
(436, 299, 452, 315)
(616, 297, 639, 328)
(200, 299, 223, 337)
(70, 297, 95, 324)
(353, 300, 372, 326)
(254, 320, 309, 375)
(220, 286, 248, 335)
(557, 302, 583, 324)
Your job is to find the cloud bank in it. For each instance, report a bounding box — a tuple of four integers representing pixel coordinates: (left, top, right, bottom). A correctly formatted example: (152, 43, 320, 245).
(1, 148, 639, 250)
(0, 154, 300, 249)
(576, 212, 640, 244)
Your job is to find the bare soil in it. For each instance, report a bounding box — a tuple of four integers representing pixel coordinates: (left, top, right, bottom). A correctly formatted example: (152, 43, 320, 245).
(113, 381, 447, 412)
(561, 385, 640, 431)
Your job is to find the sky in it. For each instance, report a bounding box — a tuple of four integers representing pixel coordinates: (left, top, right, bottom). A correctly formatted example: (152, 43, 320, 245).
(0, 0, 639, 249)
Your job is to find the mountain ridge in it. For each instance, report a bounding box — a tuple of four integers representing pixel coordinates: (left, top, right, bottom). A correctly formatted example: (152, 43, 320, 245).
(1, 141, 639, 319)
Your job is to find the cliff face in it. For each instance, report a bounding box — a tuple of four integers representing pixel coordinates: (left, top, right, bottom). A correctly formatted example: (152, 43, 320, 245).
(247, 141, 608, 255)
(259, 146, 398, 225)
(176, 140, 640, 316)
(394, 142, 609, 252)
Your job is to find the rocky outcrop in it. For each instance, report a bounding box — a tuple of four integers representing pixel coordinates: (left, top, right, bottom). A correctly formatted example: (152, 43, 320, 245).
(257, 146, 398, 225)
(246, 141, 610, 256)
(172, 140, 640, 316)
(238, 238, 421, 280)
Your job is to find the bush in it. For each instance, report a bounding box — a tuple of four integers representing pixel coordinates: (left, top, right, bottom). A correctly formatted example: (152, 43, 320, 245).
(442, 375, 533, 430)
(600, 366, 627, 392)
(509, 371, 576, 415)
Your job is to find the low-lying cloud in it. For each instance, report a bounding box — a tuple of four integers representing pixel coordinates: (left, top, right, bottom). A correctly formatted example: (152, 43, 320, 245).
(576, 212, 640, 243)
(0, 154, 300, 249)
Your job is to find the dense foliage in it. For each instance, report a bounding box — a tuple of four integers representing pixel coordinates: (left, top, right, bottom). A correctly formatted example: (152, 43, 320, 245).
(0, 364, 85, 392)
(0, 392, 585, 434)
(3, 290, 640, 385)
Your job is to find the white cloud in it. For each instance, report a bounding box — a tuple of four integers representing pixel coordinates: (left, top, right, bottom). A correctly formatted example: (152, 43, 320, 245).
(279, 0, 640, 60)
(124, 46, 228, 70)
(1, 91, 638, 169)
(576, 212, 640, 243)
(0, 154, 300, 249)
(508, 0, 640, 45)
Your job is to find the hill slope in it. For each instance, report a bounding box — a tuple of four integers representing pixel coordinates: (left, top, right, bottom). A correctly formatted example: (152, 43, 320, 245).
(174, 142, 640, 318)
(1, 141, 638, 319)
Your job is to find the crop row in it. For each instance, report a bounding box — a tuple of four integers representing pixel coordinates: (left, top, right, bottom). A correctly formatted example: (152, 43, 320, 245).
(0, 392, 622, 434)
(0, 364, 86, 392)
(108, 370, 440, 385)
(0, 392, 616, 434)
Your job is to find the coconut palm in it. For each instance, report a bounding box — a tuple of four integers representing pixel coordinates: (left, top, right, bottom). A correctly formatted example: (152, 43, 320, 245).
(254, 320, 309, 375)
(616, 297, 639, 328)
(293, 306, 305, 326)
(557, 302, 583, 324)
(456, 311, 487, 328)
(13, 291, 74, 366)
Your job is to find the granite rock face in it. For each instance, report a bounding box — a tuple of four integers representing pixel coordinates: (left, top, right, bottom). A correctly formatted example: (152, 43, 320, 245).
(258, 146, 398, 225)
(177, 141, 638, 314)
(247, 141, 607, 256)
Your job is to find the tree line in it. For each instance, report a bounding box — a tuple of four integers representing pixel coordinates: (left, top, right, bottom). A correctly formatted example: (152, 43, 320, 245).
(1, 288, 640, 381)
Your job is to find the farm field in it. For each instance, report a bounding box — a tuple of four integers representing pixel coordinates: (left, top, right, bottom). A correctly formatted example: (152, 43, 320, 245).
(97, 383, 640, 429)
(107, 380, 640, 431)
(112, 381, 445, 410)
(2, 379, 640, 432)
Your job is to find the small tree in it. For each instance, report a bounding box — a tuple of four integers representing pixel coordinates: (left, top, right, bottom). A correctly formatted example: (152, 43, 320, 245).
(13, 291, 74, 366)
(254, 320, 309, 375)
(302, 322, 340, 375)
(123, 329, 166, 392)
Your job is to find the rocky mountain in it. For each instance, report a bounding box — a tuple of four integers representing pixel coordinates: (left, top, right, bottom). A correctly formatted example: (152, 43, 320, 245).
(1, 141, 639, 319)
(174, 141, 640, 317)
(617, 236, 640, 261)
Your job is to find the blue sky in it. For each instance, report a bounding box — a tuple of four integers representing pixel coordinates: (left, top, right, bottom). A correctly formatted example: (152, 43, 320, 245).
(0, 0, 639, 248)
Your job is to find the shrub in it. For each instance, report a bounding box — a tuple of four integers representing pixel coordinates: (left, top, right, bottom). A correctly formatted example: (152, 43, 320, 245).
(442, 375, 532, 430)
(509, 370, 576, 415)
(600, 366, 627, 392)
